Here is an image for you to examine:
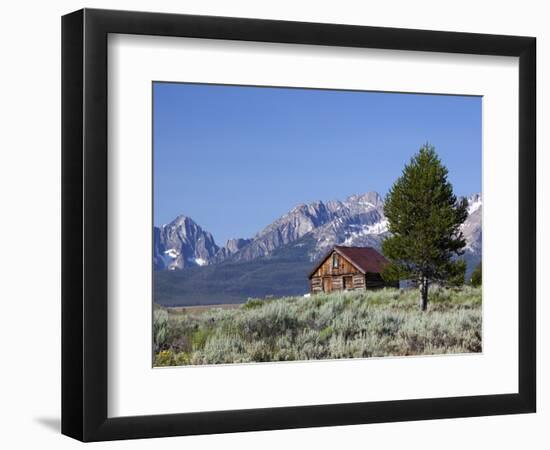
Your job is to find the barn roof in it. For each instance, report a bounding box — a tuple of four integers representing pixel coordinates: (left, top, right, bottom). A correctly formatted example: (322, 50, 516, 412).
(308, 246, 389, 278)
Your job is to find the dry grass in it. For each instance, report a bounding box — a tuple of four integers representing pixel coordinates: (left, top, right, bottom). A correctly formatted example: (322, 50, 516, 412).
(153, 286, 482, 366)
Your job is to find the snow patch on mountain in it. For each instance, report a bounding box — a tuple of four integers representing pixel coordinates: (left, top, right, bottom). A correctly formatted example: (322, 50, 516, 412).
(164, 249, 179, 258)
(342, 219, 389, 246)
(155, 191, 481, 275)
(467, 193, 482, 215)
(153, 215, 219, 270)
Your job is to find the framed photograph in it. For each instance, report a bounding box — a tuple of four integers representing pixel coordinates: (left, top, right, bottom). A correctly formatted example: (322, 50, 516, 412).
(61, 8, 536, 442)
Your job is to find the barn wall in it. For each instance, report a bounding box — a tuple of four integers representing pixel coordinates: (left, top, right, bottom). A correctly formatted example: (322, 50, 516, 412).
(310, 277, 323, 294)
(353, 274, 366, 290)
(310, 274, 366, 294)
(309, 250, 397, 294)
(311, 251, 361, 278)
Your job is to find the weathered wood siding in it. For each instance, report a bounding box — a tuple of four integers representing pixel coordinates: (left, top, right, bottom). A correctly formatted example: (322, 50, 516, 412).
(352, 273, 366, 290)
(343, 276, 353, 290)
(311, 252, 361, 278)
(310, 276, 323, 294)
(323, 277, 332, 292)
(310, 251, 367, 294)
(310, 249, 397, 294)
(310, 273, 366, 294)
(332, 276, 343, 290)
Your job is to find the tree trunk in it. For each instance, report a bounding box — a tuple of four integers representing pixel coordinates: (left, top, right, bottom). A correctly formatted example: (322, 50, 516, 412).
(419, 278, 429, 311)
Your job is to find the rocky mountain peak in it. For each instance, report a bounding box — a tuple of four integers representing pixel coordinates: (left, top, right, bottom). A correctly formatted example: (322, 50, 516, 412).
(345, 191, 383, 209)
(211, 237, 253, 263)
(154, 192, 481, 275)
(461, 193, 482, 256)
(466, 193, 482, 215)
(154, 215, 219, 270)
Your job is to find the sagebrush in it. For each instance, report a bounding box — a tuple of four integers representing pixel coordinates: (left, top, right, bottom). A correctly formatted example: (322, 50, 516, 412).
(153, 286, 481, 366)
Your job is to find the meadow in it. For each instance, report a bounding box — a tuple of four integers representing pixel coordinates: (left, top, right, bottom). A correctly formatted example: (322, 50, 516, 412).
(153, 286, 482, 366)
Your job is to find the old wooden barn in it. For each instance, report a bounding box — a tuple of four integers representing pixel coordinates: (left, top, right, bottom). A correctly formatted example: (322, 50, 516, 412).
(308, 246, 398, 294)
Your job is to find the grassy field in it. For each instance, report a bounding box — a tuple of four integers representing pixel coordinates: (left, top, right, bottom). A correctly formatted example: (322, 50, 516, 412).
(153, 286, 482, 366)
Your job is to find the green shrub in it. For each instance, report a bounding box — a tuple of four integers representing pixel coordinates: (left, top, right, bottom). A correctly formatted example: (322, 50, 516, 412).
(319, 326, 334, 343)
(191, 327, 212, 350)
(243, 298, 264, 309)
(470, 263, 482, 287)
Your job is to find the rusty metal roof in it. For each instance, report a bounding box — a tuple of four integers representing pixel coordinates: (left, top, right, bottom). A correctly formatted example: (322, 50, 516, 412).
(308, 245, 389, 278)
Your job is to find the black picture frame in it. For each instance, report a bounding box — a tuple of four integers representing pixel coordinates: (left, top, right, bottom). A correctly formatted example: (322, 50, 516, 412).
(61, 8, 536, 442)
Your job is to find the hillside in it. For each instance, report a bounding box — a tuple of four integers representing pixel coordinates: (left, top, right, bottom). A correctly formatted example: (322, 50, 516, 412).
(154, 237, 315, 306)
(153, 192, 481, 306)
(154, 286, 482, 366)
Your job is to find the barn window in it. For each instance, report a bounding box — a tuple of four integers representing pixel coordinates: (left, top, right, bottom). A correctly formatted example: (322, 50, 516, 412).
(332, 254, 339, 268)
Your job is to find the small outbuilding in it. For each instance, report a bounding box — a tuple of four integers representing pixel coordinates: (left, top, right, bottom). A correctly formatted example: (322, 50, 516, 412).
(308, 246, 398, 294)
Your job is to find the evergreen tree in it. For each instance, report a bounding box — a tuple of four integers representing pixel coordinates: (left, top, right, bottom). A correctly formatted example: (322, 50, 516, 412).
(470, 263, 482, 287)
(382, 144, 468, 311)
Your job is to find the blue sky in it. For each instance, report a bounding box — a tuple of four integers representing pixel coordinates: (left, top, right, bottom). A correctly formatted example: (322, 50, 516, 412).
(153, 82, 481, 245)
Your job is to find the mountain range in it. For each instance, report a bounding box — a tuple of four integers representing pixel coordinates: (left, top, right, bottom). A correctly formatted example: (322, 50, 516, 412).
(153, 192, 482, 306)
